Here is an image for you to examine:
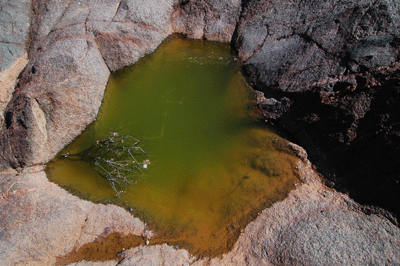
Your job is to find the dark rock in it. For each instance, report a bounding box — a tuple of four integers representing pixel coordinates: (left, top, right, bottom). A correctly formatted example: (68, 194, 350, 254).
(235, 0, 400, 92)
(347, 35, 398, 71)
(256, 91, 292, 121)
(257, 67, 400, 219)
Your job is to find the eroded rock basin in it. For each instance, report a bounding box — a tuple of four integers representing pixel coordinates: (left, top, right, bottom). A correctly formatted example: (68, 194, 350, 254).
(46, 36, 300, 259)
(1, 0, 400, 264)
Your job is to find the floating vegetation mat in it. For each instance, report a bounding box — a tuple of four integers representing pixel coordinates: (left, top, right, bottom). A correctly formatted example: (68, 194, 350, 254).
(47, 35, 301, 259)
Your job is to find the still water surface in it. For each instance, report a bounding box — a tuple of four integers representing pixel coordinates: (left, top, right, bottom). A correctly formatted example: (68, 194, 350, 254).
(46, 35, 300, 257)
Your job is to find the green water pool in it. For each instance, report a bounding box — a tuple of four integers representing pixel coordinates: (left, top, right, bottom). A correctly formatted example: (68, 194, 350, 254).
(46, 35, 300, 257)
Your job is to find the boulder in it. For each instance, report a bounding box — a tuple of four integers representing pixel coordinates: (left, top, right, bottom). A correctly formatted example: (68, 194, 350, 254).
(235, 0, 400, 92)
(0, 36, 110, 169)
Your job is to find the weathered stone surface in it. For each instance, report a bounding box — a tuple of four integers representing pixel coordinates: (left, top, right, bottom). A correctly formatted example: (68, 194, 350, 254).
(256, 93, 292, 121)
(0, 166, 148, 266)
(172, 0, 242, 42)
(235, 0, 400, 92)
(0, 54, 28, 133)
(348, 35, 398, 71)
(0, 0, 31, 72)
(90, 0, 178, 71)
(118, 244, 195, 266)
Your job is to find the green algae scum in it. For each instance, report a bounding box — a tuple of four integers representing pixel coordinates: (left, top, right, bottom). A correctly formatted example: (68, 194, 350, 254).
(46, 35, 301, 259)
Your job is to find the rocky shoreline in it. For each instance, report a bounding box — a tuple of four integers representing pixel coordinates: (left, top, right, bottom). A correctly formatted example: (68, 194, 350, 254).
(1, 0, 399, 265)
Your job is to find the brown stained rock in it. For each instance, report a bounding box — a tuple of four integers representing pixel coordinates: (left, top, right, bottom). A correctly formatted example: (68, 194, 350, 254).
(90, 0, 177, 71)
(172, 0, 242, 42)
(0, 167, 148, 266)
(94, 32, 158, 72)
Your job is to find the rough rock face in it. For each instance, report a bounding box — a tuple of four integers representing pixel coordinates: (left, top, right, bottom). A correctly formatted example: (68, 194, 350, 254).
(172, 0, 242, 42)
(89, 0, 178, 71)
(234, 0, 400, 218)
(235, 0, 400, 92)
(0, 0, 31, 132)
(0, 167, 148, 266)
(257, 67, 400, 219)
